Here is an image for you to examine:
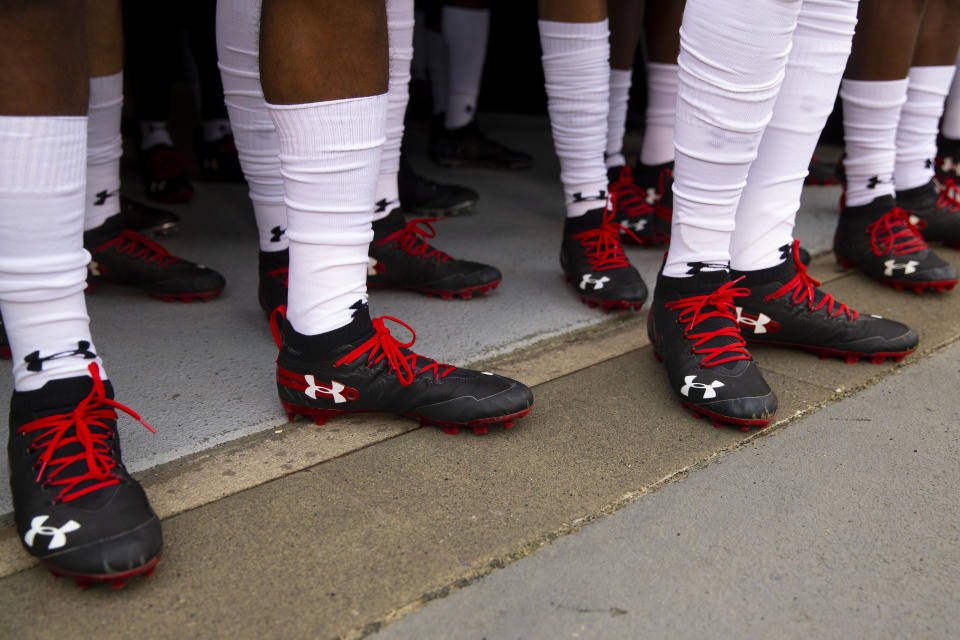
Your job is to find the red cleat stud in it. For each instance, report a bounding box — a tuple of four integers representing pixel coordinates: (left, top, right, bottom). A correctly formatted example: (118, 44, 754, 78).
(472, 425, 488, 435)
(503, 420, 514, 429)
(871, 356, 885, 364)
(442, 426, 459, 435)
(844, 356, 859, 364)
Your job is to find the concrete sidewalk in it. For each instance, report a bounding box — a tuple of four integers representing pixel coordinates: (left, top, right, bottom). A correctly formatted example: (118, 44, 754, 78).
(373, 342, 960, 640)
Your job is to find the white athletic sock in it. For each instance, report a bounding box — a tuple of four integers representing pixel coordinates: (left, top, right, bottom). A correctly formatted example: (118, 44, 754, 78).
(731, 0, 858, 271)
(839, 78, 908, 207)
(941, 50, 960, 139)
(895, 65, 956, 191)
(268, 95, 386, 336)
(640, 62, 679, 167)
(374, 0, 414, 221)
(426, 27, 449, 117)
(85, 71, 124, 231)
(0, 116, 104, 391)
(605, 68, 632, 168)
(664, 0, 799, 277)
(539, 19, 611, 218)
(217, 0, 288, 252)
(442, 6, 490, 130)
(140, 120, 174, 150)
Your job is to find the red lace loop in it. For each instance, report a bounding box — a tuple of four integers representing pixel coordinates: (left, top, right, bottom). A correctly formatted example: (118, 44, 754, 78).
(267, 267, 289, 288)
(664, 278, 752, 367)
(936, 177, 960, 212)
(17, 363, 155, 503)
(866, 207, 928, 257)
(571, 198, 642, 270)
(767, 241, 857, 320)
(96, 229, 178, 266)
(268, 307, 455, 386)
(375, 218, 451, 263)
(336, 316, 455, 385)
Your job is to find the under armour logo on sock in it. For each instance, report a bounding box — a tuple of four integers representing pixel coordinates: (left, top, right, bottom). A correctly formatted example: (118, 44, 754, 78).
(571, 190, 606, 203)
(680, 375, 724, 399)
(685, 262, 729, 275)
(270, 226, 286, 243)
(23, 341, 97, 372)
(93, 189, 118, 206)
(867, 176, 892, 189)
(925, 158, 934, 169)
(375, 198, 392, 213)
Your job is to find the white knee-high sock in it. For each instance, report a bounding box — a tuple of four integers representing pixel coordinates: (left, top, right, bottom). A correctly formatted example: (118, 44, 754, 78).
(605, 68, 632, 168)
(442, 6, 490, 130)
(268, 96, 386, 336)
(895, 65, 956, 191)
(664, 0, 800, 277)
(85, 71, 124, 231)
(374, 0, 414, 221)
(640, 62, 679, 166)
(539, 19, 611, 218)
(731, 0, 858, 271)
(941, 50, 960, 139)
(839, 78, 908, 207)
(216, 0, 288, 253)
(0, 116, 104, 391)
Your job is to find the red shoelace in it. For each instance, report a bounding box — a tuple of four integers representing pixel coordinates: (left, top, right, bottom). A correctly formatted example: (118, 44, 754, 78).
(866, 207, 928, 257)
(571, 198, 642, 270)
(266, 267, 289, 288)
(270, 307, 455, 386)
(94, 229, 178, 267)
(609, 166, 653, 217)
(767, 241, 857, 320)
(664, 279, 752, 367)
(374, 218, 451, 263)
(935, 177, 960, 212)
(17, 362, 155, 503)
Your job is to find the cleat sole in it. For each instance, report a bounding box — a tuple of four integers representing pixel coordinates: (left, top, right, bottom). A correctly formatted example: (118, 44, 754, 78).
(680, 401, 774, 431)
(149, 288, 224, 304)
(281, 400, 532, 434)
(369, 279, 501, 301)
(745, 339, 915, 364)
(42, 551, 162, 589)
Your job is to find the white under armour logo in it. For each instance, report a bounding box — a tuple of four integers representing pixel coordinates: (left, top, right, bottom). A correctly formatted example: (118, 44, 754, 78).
(580, 274, 610, 291)
(883, 259, 918, 276)
(88, 260, 104, 276)
(367, 256, 384, 276)
(645, 188, 661, 205)
(622, 218, 647, 233)
(303, 375, 356, 403)
(23, 515, 81, 551)
(735, 307, 773, 334)
(680, 375, 724, 399)
(941, 157, 957, 173)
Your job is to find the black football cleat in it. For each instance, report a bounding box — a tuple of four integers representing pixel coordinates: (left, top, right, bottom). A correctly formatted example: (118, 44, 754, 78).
(368, 208, 501, 300)
(9, 363, 162, 587)
(607, 165, 660, 246)
(429, 118, 533, 171)
(804, 154, 842, 186)
(398, 159, 478, 217)
(197, 133, 245, 183)
(732, 241, 918, 363)
(258, 249, 289, 315)
(632, 161, 674, 245)
(560, 205, 648, 311)
(834, 195, 958, 293)
(935, 134, 960, 182)
(85, 214, 226, 302)
(139, 144, 193, 204)
(896, 179, 960, 249)
(120, 196, 179, 237)
(648, 267, 777, 430)
(272, 303, 533, 434)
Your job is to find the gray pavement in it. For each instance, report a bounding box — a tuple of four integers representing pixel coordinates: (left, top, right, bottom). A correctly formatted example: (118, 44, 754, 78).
(373, 341, 960, 640)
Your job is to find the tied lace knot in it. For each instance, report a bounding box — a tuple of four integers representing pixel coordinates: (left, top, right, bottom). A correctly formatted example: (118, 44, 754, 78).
(336, 316, 455, 385)
(376, 218, 450, 263)
(571, 197, 642, 270)
(17, 363, 155, 503)
(767, 241, 857, 321)
(867, 207, 927, 257)
(664, 278, 752, 367)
